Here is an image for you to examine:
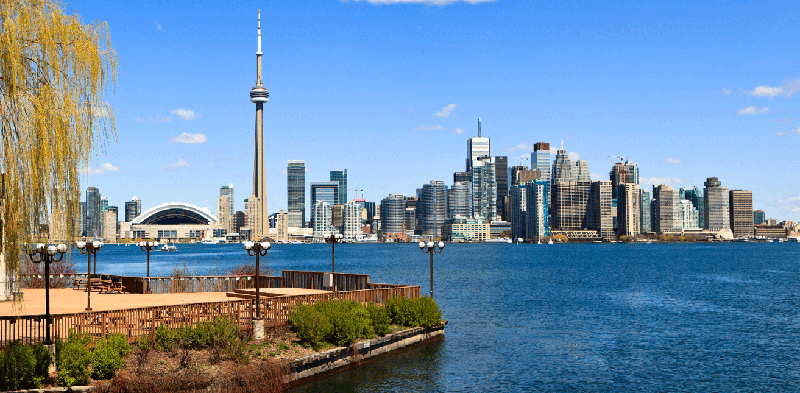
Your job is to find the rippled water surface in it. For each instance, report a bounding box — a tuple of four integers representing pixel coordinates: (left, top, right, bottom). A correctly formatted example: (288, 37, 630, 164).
(81, 242, 800, 392)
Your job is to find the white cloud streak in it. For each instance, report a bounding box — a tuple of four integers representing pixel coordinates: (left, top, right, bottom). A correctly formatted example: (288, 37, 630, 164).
(568, 152, 582, 161)
(413, 125, 444, 131)
(738, 106, 769, 116)
(171, 133, 208, 144)
(154, 20, 162, 30)
(454, 128, 464, 134)
(435, 104, 457, 118)
(505, 143, 534, 152)
(83, 163, 119, 174)
(171, 108, 198, 121)
(163, 159, 189, 171)
(640, 177, 683, 185)
(776, 127, 800, 136)
(750, 79, 800, 98)
(666, 158, 683, 164)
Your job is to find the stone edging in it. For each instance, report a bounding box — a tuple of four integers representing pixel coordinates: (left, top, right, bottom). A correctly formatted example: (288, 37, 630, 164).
(286, 321, 447, 386)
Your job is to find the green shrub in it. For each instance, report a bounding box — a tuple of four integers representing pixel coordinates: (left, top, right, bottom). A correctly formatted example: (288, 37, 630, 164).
(205, 316, 245, 363)
(414, 296, 443, 328)
(0, 341, 51, 390)
(155, 324, 179, 350)
(92, 333, 130, 380)
(57, 331, 93, 387)
(288, 304, 332, 349)
(386, 296, 442, 328)
(386, 297, 415, 326)
(316, 301, 373, 346)
(366, 303, 391, 336)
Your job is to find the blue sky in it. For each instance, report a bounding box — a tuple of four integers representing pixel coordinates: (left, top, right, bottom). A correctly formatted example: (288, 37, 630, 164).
(72, 0, 800, 221)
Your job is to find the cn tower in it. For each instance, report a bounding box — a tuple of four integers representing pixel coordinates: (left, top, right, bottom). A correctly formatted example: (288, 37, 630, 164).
(249, 10, 269, 240)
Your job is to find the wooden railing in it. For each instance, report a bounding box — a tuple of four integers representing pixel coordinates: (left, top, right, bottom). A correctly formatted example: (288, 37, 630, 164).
(19, 273, 88, 289)
(281, 270, 370, 291)
(0, 285, 420, 347)
(106, 275, 285, 294)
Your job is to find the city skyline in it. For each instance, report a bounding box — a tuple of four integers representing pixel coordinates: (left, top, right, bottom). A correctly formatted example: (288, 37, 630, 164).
(69, 0, 800, 222)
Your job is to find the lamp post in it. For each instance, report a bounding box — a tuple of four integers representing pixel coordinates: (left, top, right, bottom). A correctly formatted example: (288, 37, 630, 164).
(76, 241, 103, 311)
(325, 233, 343, 291)
(419, 241, 445, 298)
(26, 242, 67, 345)
(244, 241, 270, 339)
(137, 241, 158, 293)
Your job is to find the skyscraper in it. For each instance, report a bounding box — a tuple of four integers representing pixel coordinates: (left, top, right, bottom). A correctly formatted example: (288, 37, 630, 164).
(610, 159, 638, 199)
(653, 185, 681, 233)
(379, 194, 405, 240)
(573, 160, 591, 182)
(311, 201, 332, 237)
(124, 197, 141, 222)
(531, 142, 551, 187)
(551, 181, 591, 230)
(729, 190, 754, 238)
(218, 194, 231, 236)
(753, 210, 766, 225)
(510, 183, 527, 240)
(681, 187, 705, 229)
(551, 149, 573, 186)
(342, 201, 363, 239)
(330, 169, 347, 205)
(640, 190, 652, 232)
(310, 181, 338, 228)
(703, 177, 730, 231)
(287, 161, 305, 227)
(248, 11, 270, 240)
(525, 180, 550, 239)
(679, 199, 699, 230)
(466, 119, 490, 172)
(418, 180, 447, 238)
(219, 185, 234, 233)
(85, 187, 101, 238)
(588, 181, 614, 240)
(494, 156, 509, 221)
(617, 184, 641, 238)
(471, 157, 497, 222)
(448, 181, 471, 218)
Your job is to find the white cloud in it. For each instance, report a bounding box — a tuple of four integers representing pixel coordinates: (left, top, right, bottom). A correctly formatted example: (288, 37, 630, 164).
(83, 163, 119, 174)
(171, 108, 198, 121)
(343, 0, 496, 5)
(721, 88, 732, 95)
(750, 79, 800, 98)
(590, 173, 602, 181)
(154, 20, 162, 30)
(435, 104, 457, 118)
(413, 125, 444, 131)
(738, 106, 769, 116)
(666, 158, 683, 164)
(454, 128, 464, 134)
(640, 177, 683, 185)
(568, 151, 582, 161)
(134, 116, 145, 122)
(149, 116, 171, 124)
(778, 197, 800, 203)
(163, 158, 189, 171)
(776, 127, 800, 136)
(171, 133, 208, 144)
(505, 143, 534, 152)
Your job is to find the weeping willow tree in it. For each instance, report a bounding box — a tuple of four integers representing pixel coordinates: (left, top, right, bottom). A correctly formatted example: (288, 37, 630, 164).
(0, 0, 117, 273)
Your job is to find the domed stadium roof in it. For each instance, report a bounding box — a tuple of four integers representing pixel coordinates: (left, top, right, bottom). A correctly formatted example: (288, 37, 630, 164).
(132, 203, 218, 225)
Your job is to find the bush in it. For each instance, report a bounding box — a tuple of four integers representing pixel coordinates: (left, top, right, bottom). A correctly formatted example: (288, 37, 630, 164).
(386, 297, 442, 328)
(0, 341, 51, 390)
(366, 303, 391, 336)
(155, 324, 178, 351)
(57, 331, 93, 387)
(92, 333, 131, 380)
(288, 304, 332, 350)
(415, 297, 443, 328)
(316, 301, 373, 347)
(386, 297, 415, 326)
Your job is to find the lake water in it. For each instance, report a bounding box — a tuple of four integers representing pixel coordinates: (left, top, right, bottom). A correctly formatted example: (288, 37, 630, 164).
(75, 242, 800, 392)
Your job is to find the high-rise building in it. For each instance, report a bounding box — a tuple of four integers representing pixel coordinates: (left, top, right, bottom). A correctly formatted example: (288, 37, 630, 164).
(525, 180, 550, 239)
(362, 201, 376, 226)
(80, 201, 86, 237)
(551, 181, 591, 230)
(679, 199, 699, 230)
(653, 185, 681, 233)
(729, 190, 754, 238)
(551, 149, 573, 190)
(220, 184, 234, 222)
(233, 211, 246, 234)
(310, 182, 338, 229)
(510, 183, 527, 240)
(573, 160, 591, 182)
(494, 156, 509, 221)
(448, 182, 471, 218)
(124, 197, 141, 222)
(531, 142, 551, 188)
(311, 201, 332, 237)
(471, 157, 497, 221)
(753, 210, 766, 225)
(453, 172, 471, 184)
(85, 187, 102, 238)
(703, 177, 730, 231)
(681, 187, 705, 229)
(218, 194, 232, 234)
(379, 194, 405, 240)
(588, 181, 614, 240)
(466, 119, 490, 172)
(342, 201, 363, 239)
(287, 161, 305, 227)
(610, 159, 638, 199)
(617, 184, 641, 238)
(331, 204, 344, 233)
(102, 207, 118, 242)
(418, 180, 447, 239)
(404, 198, 417, 237)
(330, 169, 348, 205)
(640, 190, 652, 232)
(247, 11, 270, 241)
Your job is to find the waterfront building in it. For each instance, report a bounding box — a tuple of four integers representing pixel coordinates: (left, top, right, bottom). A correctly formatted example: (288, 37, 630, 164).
(312, 201, 332, 237)
(269, 211, 288, 242)
(287, 161, 305, 228)
(588, 181, 614, 240)
(625, 161, 639, 185)
(466, 119, 490, 172)
(442, 216, 490, 242)
(681, 186, 705, 229)
(472, 157, 497, 222)
(233, 211, 246, 234)
(124, 197, 142, 222)
(448, 181, 471, 219)
(419, 180, 448, 239)
(753, 210, 766, 225)
(610, 160, 638, 199)
(653, 185, 681, 233)
(102, 206, 118, 242)
(640, 190, 652, 232)
(310, 181, 339, 229)
(379, 194, 405, 240)
(531, 142, 551, 188)
(404, 206, 416, 238)
(494, 156, 509, 221)
(510, 183, 527, 240)
(703, 177, 730, 231)
(342, 201, 363, 239)
(121, 203, 221, 241)
(453, 171, 471, 184)
(754, 224, 789, 238)
(85, 187, 102, 238)
(679, 199, 699, 230)
(574, 160, 591, 182)
(79, 201, 86, 237)
(217, 194, 232, 235)
(362, 201, 376, 226)
(617, 184, 641, 238)
(246, 12, 270, 241)
(220, 184, 234, 230)
(551, 181, 591, 230)
(330, 170, 348, 205)
(729, 190, 754, 237)
(513, 169, 540, 186)
(524, 180, 550, 239)
(550, 149, 573, 186)
(331, 204, 344, 233)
